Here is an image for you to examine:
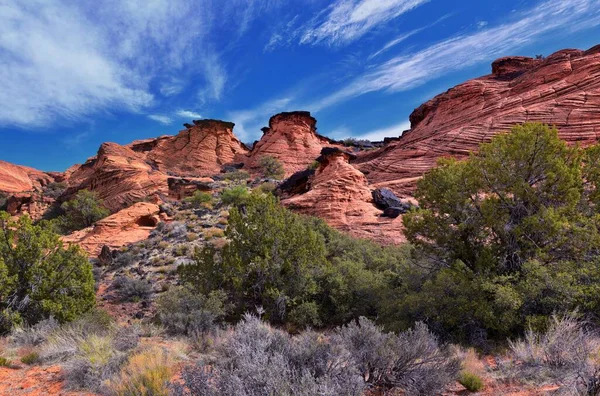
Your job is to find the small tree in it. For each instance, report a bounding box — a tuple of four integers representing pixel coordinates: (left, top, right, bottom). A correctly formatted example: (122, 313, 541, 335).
(61, 190, 110, 232)
(258, 155, 285, 180)
(0, 212, 95, 333)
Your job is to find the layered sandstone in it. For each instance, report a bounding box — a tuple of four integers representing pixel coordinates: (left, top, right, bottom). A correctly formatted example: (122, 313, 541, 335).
(65, 120, 247, 212)
(245, 112, 342, 177)
(62, 202, 161, 256)
(133, 119, 248, 176)
(0, 160, 58, 193)
(282, 148, 405, 245)
(356, 46, 600, 194)
(65, 143, 167, 212)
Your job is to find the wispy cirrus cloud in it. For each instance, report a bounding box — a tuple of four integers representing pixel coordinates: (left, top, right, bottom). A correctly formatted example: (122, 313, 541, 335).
(301, 0, 430, 46)
(367, 13, 453, 60)
(148, 115, 173, 125)
(310, 0, 600, 111)
(355, 120, 411, 140)
(176, 110, 203, 119)
(0, 0, 278, 129)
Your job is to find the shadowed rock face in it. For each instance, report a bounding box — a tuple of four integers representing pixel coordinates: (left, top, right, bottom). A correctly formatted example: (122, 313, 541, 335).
(356, 46, 600, 195)
(244, 111, 342, 177)
(282, 148, 405, 245)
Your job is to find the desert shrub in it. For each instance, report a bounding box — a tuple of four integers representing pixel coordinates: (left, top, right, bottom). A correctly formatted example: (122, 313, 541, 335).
(393, 124, 600, 342)
(43, 182, 67, 199)
(458, 372, 484, 392)
(20, 351, 40, 365)
(0, 193, 7, 210)
(173, 244, 189, 257)
(258, 155, 285, 180)
(223, 170, 250, 182)
(10, 317, 60, 347)
(499, 314, 600, 392)
(60, 189, 110, 232)
(220, 185, 250, 206)
(0, 356, 12, 367)
(334, 317, 460, 394)
(203, 227, 224, 239)
(0, 212, 95, 333)
(109, 347, 175, 396)
(156, 287, 227, 337)
(112, 276, 152, 302)
(255, 181, 277, 194)
(180, 192, 413, 329)
(172, 314, 364, 396)
(185, 232, 198, 241)
(179, 193, 328, 325)
(184, 190, 213, 208)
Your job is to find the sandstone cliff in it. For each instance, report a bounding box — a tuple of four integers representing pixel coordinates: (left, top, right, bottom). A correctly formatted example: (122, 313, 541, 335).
(356, 46, 600, 195)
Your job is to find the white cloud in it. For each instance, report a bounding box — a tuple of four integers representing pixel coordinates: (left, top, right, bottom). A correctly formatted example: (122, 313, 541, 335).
(0, 0, 279, 128)
(476, 21, 488, 29)
(301, 0, 430, 46)
(176, 110, 203, 119)
(0, 0, 153, 127)
(310, 0, 600, 111)
(354, 120, 411, 141)
(148, 115, 173, 125)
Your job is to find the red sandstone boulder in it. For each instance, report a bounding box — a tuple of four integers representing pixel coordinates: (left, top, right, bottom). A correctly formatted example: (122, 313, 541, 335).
(62, 202, 161, 256)
(282, 148, 405, 245)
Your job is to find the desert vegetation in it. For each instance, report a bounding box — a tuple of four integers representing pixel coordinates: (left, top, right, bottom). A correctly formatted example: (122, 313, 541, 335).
(5, 123, 600, 394)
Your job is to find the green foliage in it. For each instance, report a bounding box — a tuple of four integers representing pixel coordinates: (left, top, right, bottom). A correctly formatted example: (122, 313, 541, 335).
(21, 351, 40, 365)
(60, 189, 110, 232)
(0, 212, 95, 334)
(223, 170, 250, 182)
(258, 155, 285, 180)
(220, 186, 250, 206)
(0, 356, 12, 367)
(179, 192, 411, 328)
(396, 124, 600, 342)
(184, 190, 212, 208)
(156, 287, 227, 336)
(404, 123, 589, 273)
(459, 372, 484, 392)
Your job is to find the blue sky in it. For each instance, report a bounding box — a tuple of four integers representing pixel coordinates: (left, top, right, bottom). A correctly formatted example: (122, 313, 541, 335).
(1, 0, 600, 171)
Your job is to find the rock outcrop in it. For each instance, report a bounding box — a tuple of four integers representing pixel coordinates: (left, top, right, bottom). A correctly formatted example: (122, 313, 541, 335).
(245, 112, 341, 177)
(282, 148, 405, 245)
(65, 120, 248, 212)
(65, 143, 167, 212)
(62, 202, 161, 256)
(0, 160, 58, 194)
(356, 46, 600, 195)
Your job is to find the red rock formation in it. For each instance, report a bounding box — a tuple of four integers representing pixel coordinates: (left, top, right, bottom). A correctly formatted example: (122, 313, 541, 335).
(282, 148, 405, 245)
(245, 111, 342, 177)
(62, 202, 161, 256)
(356, 46, 600, 195)
(0, 160, 57, 193)
(65, 120, 247, 212)
(65, 143, 167, 212)
(134, 119, 248, 176)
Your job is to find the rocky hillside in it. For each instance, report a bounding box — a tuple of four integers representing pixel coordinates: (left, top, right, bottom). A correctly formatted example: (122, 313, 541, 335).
(1, 45, 600, 248)
(355, 45, 600, 195)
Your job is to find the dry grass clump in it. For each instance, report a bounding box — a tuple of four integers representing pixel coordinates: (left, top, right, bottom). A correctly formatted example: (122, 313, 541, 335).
(203, 227, 224, 239)
(108, 347, 175, 396)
